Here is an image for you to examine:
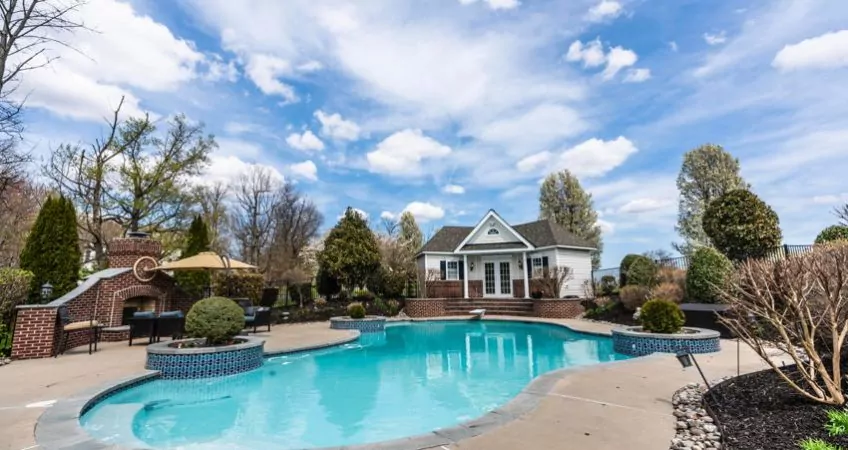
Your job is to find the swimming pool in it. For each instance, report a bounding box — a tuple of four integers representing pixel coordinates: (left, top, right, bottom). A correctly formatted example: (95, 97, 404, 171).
(81, 321, 630, 449)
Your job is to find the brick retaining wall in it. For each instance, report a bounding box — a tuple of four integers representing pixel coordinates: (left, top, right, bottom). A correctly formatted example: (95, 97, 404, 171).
(532, 299, 584, 319)
(11, 307, 58, 359)
(405, 299, 445, 318)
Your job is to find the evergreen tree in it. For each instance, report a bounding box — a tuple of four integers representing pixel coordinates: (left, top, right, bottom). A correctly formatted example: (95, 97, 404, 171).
(20, 196, 81, 303)
(539, 170, 603, 269)
(398, 211, 423, 279)
(174, 215, 211, 298)
(317, 207, 381, 290)
(675, 144, 749, 255)
(703, 189, 782, 262)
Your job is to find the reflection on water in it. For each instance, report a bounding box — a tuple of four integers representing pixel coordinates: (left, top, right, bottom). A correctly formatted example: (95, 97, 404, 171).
(82, 321, 629, 449)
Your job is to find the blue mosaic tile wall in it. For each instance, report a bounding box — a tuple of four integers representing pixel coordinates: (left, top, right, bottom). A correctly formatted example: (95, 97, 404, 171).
(330, 317, 386, 333)
(613, 333, 720, 357)
(145, 345, 264, 379)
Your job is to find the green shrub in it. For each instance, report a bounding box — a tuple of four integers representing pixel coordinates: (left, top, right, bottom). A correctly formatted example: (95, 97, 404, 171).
(316, 266, 340, 299)
(619, 254, 641, 287)
(799, 438, 843, 450)
(185, 297, 245, 345)
(619, 285, 651, 311)
(386, 299, 400, 316)
(703, 189, 782, 261)
(626, 256, 658, 287)
(347, 302, 366, 319)
(0, 323, 11, 357)
(816, 226, 848, 244)
(599, 275, 617, 295)
(640, 299, 685, 334)
(213, 272, 264, 304)
(0, 268, 34, 325)
(686, 247, 733, 303)
(826, 409, 848, 437)
(352, 288, 373, 302)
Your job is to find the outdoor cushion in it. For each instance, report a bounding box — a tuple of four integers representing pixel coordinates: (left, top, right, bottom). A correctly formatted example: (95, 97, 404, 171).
(244, 315, 255, 322)
(159, 311, 183, 318)
(244, 306, 257, 317)
(133, 311, 155, 318)
(64, 320, 100, 331)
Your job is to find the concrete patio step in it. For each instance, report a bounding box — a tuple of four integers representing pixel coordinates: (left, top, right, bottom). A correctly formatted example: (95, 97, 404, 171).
(443, 299, 534, 316)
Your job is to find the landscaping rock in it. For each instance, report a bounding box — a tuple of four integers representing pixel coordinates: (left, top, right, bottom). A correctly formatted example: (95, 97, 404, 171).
(0, 357, 10, 367)
(669, 380, 729, 450)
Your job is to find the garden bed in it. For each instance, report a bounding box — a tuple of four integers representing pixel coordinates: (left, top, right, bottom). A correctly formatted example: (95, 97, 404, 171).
(705, 366, 848, 450)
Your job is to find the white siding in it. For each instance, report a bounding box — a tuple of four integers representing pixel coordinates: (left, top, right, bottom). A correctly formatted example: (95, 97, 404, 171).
(555, 248, 592, 298)
(425, 255, 461, 270)
(466, 220, 522, 245)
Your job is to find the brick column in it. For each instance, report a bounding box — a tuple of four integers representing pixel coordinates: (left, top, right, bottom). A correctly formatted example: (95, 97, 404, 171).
(11, 306, 58, 359)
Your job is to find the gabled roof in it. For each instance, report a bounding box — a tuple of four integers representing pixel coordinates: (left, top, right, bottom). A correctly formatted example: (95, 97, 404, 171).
(452, 209, 534, 253)
(418, 216, 595, 254)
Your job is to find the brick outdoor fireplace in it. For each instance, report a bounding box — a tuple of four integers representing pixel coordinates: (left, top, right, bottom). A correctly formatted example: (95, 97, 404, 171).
(11, 234, 192, 359)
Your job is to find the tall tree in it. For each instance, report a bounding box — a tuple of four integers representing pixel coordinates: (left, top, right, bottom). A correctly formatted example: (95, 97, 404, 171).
(0, 178, 46, 266)
(193, 182, 230, 253)
(539, 170, 603, 269)
(265, 182, 322, 283)
(174, 215, 211, 299)
(703, 189, 782, 262)
(232, 165, 279, 268)
(674, 144, 749, 255)
(317, 207, 381, 289)
(398, 211, 423, 256)
(19, 196, 80, 302)
(110, 114, 214, 233)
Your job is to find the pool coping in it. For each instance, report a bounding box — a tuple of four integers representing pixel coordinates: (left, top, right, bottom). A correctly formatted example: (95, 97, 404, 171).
(34, 318, 657, 450)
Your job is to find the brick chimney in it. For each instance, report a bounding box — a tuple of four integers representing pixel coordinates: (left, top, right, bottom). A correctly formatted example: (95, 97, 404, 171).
(108, 232, 162, 268)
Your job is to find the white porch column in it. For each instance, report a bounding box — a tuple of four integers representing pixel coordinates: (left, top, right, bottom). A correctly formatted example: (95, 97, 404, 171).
(463, 254, 469, 299)
(522, 251, 529, 299)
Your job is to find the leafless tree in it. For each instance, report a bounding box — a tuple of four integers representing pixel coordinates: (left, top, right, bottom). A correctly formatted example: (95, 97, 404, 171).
(836, 203, 848, 226)
(0, 177, 46, 265)
(417, 268, 441, 299)
(265, 182, 322, 283)
(232, 165, 279, 268)
(719, 243, 848, 405)
(193, 182, 230, 253)
(537, 266, 573, 298)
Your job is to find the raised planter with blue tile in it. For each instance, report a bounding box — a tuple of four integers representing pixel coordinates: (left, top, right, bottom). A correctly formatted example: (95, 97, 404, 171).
(146, 336, 265, 379)
(612, 326, 720, 357)
(329, 316, 386, 333)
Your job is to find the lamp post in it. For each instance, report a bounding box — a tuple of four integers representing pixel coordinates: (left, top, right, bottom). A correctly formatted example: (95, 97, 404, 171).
(40, 282, 54, 301)
(675, 349, 711, 390)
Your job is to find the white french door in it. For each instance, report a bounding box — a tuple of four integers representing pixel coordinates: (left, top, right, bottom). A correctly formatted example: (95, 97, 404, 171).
(483, 259, 512, 297)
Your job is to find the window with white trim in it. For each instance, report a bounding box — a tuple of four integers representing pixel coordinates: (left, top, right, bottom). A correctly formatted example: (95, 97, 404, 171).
(487, 228, 500, 235)
(531, 257, 544, 278)
(446, 261, 459, 280)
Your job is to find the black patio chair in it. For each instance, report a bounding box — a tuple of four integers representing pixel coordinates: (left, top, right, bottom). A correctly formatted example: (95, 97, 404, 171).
(128, 311, 157, 346)
(155, 311, 185, 342)
(55, 306, 102, 356)
(244, 307, 272, 333)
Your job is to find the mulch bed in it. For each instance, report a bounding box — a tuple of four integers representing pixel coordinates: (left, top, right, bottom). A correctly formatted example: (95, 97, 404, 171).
(705, 365, 848, 450)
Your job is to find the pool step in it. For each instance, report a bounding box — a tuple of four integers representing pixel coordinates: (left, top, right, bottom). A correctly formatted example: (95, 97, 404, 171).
(443, 299, 534, 316)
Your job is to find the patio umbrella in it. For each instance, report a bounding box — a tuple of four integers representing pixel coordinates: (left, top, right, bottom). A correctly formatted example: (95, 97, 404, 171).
(158, 252, 257, 297)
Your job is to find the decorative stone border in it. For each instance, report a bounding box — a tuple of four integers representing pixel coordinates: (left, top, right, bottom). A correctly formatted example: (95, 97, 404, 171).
(145, 336, 265, 379)
(329, 316, 386, 333)
(612, 326, 721, 356)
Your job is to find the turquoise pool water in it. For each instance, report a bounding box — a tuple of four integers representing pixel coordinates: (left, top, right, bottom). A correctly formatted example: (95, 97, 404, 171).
(81, 321, 630, 449)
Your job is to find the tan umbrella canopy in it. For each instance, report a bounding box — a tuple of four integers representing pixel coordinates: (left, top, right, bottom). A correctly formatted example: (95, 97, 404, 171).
(158, 252, 257, 271)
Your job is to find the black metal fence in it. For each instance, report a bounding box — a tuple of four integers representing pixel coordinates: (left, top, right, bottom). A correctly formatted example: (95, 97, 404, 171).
(592, 244, 815, 282)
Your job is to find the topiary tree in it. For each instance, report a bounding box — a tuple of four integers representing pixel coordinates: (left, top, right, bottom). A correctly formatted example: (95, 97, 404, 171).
(19, 196, 81, 303)
(619, 254, 641, 287)
(317, 207, 381, 290)
(816, 225, 848, 244)
(702, 189, 782, 262)
(185, 297, 245, 345)
(640, 299, 685, 333)
(347, 302, 366, 319)
(686, 247, 733, 303)
(625, 256, 658, 287)
(174, 215, 212, 299)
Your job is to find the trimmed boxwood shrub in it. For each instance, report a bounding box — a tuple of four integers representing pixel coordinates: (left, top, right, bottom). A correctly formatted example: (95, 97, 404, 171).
(640, 299, 685, 334)
(686, 247, 733, 303)
(185, 297, 245, 345)
(702, 189, 782, 261)
(619, 254, 641, 287)
(347, 302, 366, 319)
(816, 225, 848, 244)
(626, 256, 658, 287)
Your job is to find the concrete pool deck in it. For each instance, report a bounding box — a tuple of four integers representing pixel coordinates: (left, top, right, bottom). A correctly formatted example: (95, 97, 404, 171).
(0, 317, 780, 450)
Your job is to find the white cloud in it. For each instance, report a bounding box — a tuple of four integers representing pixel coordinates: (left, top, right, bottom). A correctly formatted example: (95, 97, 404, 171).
(216, 138, 263, 158)
(703, 31, 728, 45)
(669, 41, 679, 52)
(403, 202, 445, 222)
(286, 130, 325, 151)
(289, 160, 318, 181)
(596, 218, 615, 236)
(585, 0, 623, 23)
(443, 184, 465, 194)
(556, 136, 638, 178)
(602, 46, 638, 80)
(459, 0, 520, 10)
(244, 54, 298, 102)
(812, 194, 848, 204)
(500, 185, 535, 200)
(565, 39, 638, 81)
(224, 122, 262, 135)
(338, 208, 369, 220)
(380, 211, 397, 220)
(314, 110, 361, 141)
(619, 198, 673, 214)
(516, 151, 552, 172)
(297, 60, 324, 72)
(623, 68, 651, 83)
(772, 30, 848, 71)
(367, 129, 451, 176)
(472, 103, 587, 151)
(203, 55, 239, 82)
(200, 154, 283, 186)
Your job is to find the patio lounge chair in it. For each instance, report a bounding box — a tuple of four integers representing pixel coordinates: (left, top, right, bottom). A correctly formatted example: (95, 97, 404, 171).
(155, 311, 185, 342)
(244, 306, 271, 333)
(55, 306, 102, 356)
(128, 311, 157, 346)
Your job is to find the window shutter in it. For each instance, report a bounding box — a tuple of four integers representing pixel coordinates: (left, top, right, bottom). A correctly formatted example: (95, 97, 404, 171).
(458, 261, 465, 280)
(440, 260, 446, 280)
(526, 258, 532, 278)
(542, 256, 549, 268)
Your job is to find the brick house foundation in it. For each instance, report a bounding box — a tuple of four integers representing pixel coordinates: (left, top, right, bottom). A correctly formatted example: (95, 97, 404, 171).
(11, 235, 192, 360)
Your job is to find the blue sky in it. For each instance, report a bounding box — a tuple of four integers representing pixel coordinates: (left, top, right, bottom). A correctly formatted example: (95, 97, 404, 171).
(17, 0, 848, 268)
